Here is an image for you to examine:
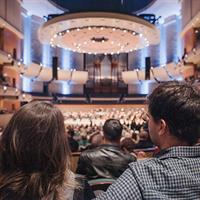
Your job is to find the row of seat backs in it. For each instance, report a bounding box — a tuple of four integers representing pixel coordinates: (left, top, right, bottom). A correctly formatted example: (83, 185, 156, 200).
(88, 178, 115, 196)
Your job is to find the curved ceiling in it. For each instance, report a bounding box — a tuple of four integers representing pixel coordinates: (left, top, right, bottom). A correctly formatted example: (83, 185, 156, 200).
(48, 0, 156, 14)
(38, 12, 160, 54)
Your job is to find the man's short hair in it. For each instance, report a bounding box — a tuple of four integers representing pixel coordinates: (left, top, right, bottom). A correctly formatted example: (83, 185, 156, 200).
(103, 119, 123, 142)
(148, 81, 200, 145)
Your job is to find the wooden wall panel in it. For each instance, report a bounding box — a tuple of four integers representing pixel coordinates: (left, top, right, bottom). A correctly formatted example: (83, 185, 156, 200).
(5, 0, 22, 32)
(0, 28, 4, 51)
(184, 29, 195, 53)
(0, 0, 6, 19)
(182, 0, 192, 28)
(3, 28, 21, 59)
(191, 0, 200, 18)
(0, 113, 12, 128)
(182, 0, 200, 28)
(3, 67, 20, 88)
(1, 99, 20, 112)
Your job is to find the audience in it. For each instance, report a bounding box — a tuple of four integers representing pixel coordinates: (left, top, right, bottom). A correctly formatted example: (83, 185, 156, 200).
(0, 101, 94, 200)
(120, 137, 137, 157)
(94, 81, 200, 200)
(76, 119, 136, 180)
(67, 128, 79, 152)
(133, 124, 155, 149)
(85, 132, 103, 150)
(63, 108, 147, 152)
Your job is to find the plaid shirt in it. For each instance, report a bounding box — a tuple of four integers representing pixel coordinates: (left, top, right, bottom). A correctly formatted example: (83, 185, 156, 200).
(94, 146, 200, 200)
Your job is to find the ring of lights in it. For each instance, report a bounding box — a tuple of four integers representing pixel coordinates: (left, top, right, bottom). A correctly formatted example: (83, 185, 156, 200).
(38, 12, 160, 54)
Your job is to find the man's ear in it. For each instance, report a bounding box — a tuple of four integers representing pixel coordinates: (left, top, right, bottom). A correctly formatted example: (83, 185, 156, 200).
(158, 119, 167, 136)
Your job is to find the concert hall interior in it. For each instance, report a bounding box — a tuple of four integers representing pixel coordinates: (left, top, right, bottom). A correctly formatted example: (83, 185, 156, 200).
(0, 0, 200, 176)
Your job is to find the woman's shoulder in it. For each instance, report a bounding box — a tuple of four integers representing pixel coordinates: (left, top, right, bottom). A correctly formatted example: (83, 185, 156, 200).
(61, 172, 95, 200)
(73, 175, 95, 200)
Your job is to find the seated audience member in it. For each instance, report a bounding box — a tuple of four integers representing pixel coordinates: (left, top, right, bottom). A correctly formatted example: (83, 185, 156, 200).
(121, 137, 134, 151)
(0, 101, 94, 200)
(120, 137, 137, 158)
(85, 132, 103, 150)
(68, 127, 79, 152)
(76, 119, 136, 180)
(134, 125, 155, 149)
(94, 81, 200, 200)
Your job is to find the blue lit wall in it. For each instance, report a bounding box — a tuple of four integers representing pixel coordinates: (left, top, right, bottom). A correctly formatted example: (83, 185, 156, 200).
(140, 81, 150, 94)
(159, 23, 167, 65)
(42, 44, 51, 66)
(22, 15, 32, 92)
(61, 49, 71, 94)
(165, 16, 181, 63)
(127, 16, 183, 95)
(141, 47, 149, 69)
(128, 16, 182, 70)
(176, 16, 183, 61)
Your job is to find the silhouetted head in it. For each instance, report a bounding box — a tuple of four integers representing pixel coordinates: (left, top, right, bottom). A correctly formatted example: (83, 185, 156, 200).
(103, 119, 123, 142)
(147, 81, 200, 145)
(0, 101, 72, 199)
(1, 101, 70, 173)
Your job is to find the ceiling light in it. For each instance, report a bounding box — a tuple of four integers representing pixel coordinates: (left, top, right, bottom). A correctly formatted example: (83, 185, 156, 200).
(39, 12, 160, 54)
(3, 86, 7, 91)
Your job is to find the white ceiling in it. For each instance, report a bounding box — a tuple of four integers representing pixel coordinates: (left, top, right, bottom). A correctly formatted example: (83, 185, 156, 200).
(22, 0, 63, 18)
(22, 0, 181, 20)
(139, 0, 181, 20)
(38, 12, 160, 54)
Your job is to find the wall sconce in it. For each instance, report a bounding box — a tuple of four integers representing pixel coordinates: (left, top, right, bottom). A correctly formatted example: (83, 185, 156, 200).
(192, 48, 197, 55)
(22, 94, 26, 99)
(7, 54, 12, 61)
(3, 86, 7, 93)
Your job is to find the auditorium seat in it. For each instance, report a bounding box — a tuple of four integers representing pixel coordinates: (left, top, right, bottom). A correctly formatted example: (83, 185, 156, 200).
(70, 152, 81, 172)
(88, 178, 115, 196)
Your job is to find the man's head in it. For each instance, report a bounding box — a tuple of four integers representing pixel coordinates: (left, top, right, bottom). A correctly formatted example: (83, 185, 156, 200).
(147, 81, 200, 147)
(103, 119, 123, 143)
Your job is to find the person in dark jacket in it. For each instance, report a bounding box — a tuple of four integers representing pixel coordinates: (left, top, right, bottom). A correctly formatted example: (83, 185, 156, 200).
(76, 119, 136, 180)
(68, 128, 79, 152)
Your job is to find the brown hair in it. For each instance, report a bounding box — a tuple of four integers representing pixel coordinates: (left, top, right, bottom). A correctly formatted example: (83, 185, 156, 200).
(0, 101, 74, 200)
(148, 81, 200, 145)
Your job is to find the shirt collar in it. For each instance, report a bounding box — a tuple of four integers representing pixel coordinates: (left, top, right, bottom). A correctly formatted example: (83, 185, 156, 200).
(154, 145, 200, 159)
